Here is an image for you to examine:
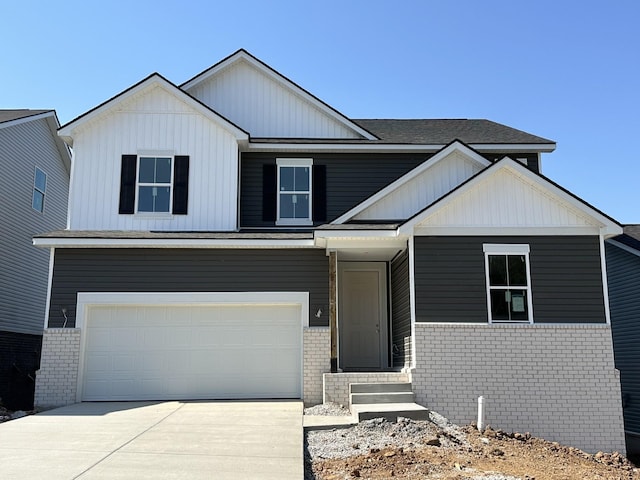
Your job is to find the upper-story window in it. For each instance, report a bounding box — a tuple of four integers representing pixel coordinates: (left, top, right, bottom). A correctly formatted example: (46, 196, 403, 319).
(136, 156, 173, 213)
(32, 167, 47, 213)
(276, 158, 313, 225)
(483, 244, 533, 323)
(118, 154, 189, 216)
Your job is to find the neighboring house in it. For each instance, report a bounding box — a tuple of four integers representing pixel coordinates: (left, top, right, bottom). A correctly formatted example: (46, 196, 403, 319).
(607, 225, 640, 458)
(33, 50, 625, 454)
(0, 110, 70, 409)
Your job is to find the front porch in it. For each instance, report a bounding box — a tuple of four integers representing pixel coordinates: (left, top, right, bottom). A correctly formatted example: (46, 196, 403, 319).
(316, 227, 413, 376)
(307, 227, 418, 412)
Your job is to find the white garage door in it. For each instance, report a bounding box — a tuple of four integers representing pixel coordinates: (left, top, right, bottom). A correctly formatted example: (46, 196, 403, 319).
(81, 303, 302, 401)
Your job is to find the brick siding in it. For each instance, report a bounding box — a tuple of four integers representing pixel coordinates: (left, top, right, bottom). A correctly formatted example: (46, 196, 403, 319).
(412, 323, 626, 454)
(303, 327, 330, 406)
(34, 329, 80, 409)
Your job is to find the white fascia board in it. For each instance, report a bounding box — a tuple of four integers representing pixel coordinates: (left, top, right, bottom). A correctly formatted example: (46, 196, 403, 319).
(181, 51, 376, 141)
(331, 141, 491, 224)
(32, 237, 315, 249)
(399, 157, 621, 236)
(414, 226, 604, 236)
(0, 110, 55, 130)
(58, 75, 249, 146)
(469, 143, 556, 153)
(607, 239, 640, 258)
(245, 142, 557, 153)
(314, 229, 400, 240)
(317, 237, 407, 251)
(44, 114, 72, 172)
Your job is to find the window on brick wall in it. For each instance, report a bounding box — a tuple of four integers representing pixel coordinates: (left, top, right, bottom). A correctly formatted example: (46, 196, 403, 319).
(483, 244, 533, 323)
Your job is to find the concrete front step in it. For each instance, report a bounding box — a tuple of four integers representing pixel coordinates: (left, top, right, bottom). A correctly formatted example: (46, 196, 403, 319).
(350, 382, 413, 394)
(350, 391, 415, 405)
(351, 402, 430, 422)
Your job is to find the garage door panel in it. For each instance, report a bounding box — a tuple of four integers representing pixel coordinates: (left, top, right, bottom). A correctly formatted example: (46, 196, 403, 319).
(82, 302, 302, 401)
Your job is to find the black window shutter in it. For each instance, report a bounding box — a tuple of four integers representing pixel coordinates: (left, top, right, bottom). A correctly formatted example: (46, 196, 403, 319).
(118, 155, 137, 214)
(172, 155, 190, 215)
(262, 164, 277, 222)
(312, 164, 327, 223)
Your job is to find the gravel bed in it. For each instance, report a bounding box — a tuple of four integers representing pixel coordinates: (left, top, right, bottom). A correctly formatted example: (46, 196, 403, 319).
(304, 402, 351, 417)
(306, 413, 469, 461)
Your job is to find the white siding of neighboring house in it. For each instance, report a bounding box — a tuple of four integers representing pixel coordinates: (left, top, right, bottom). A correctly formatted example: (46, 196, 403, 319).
(0, 117, 69, 335)
(68, 85, 240, 231)
(185, 59, 361, 139)
(354, 151, 486, 221)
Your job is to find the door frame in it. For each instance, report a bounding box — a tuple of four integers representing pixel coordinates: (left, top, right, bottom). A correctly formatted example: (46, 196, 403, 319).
(337, 262, 389, 370)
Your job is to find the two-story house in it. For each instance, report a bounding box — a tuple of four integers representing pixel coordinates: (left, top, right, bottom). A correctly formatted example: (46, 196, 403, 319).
(33, 50, 625, 454)
(0, 110, 70, 409)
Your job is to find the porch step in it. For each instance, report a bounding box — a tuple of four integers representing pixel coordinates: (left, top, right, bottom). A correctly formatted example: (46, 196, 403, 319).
(351, 402, 430, 422)
(349, 382, 414, 405)
(350, 382, 413, 394)
(350, 391, 415, 405)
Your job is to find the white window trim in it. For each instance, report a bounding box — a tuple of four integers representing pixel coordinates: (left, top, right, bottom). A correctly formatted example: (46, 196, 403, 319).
(483, 243, 534, 324)
(135, 155, 174, 215)
(276, 158, 313, 226)
(32, 166, 47, 213)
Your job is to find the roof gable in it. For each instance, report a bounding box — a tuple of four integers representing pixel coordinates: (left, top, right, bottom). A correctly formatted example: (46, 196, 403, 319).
(58, 74, 249, 146)
(333, 141, 490, 224)
(181, 49, 376, 140)
(0, 110, 71, 172)
(399, 157, 621, 237)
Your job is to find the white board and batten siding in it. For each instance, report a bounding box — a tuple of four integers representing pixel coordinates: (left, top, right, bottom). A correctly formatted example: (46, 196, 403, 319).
(68, 85, 239, 231)
(354, 151, 485, 221)
(185, 59, 361, 139)
(417, 167, 600, 230)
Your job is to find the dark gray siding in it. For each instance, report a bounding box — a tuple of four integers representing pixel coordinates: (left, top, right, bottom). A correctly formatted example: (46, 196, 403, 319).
(390, 250, 411, 368)
(0, 118, 69, 335)
(480, 152, 539, 173)
(0, 331, 41, 410)
(414, 236, 606, 324)
(606, 242, 640, 436)
(49, 248, 329, 328)
(240, 153, 430, 227)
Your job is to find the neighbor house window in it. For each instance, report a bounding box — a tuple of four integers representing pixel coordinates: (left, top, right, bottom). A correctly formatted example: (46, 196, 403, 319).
(136, 156, 173, 213)
(483, 244, 533, 323)
(276, 158, 312, 225)
(32, 167, 47, 213)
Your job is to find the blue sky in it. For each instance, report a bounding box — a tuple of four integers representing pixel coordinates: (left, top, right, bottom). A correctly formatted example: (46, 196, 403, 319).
(3, 0, 638, 223)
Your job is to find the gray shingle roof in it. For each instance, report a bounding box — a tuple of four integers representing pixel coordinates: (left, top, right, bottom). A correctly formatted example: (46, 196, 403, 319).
(0, 109, 51, 124)
(353, 119, 554, 145)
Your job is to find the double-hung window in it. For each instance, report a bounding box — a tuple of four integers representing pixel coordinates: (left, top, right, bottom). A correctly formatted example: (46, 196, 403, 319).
(32, 167, 47, 213)
(483, 244, 533, 323)
(276, 158, 312, 225)
(136, 156, 173, 213)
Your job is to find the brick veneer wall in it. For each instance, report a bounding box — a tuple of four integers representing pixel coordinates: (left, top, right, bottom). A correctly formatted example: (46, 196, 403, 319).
(34, 329, 80, 409)
(412, 323, 626, 454)
(303, 327, 330, 406)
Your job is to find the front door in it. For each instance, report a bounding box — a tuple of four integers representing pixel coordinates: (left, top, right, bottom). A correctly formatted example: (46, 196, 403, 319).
(338, 262, 388, 370)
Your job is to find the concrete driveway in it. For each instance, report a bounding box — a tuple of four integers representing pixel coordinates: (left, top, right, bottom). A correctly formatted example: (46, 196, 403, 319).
(0, 400, 303, 479)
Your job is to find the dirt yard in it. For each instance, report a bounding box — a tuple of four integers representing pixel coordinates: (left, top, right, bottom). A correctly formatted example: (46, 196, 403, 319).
(306, 413, 639, 480)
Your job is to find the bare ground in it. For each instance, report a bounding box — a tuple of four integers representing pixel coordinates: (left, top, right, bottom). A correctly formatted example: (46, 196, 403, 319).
(305, 411, 639, 480)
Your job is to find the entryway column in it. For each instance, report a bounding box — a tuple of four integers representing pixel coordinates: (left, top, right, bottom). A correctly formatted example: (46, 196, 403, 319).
(329, 250, 338, 372)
